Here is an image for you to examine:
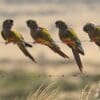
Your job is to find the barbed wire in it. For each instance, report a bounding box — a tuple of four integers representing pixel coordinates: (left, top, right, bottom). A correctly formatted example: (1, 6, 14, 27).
(0, 73, 88, 79)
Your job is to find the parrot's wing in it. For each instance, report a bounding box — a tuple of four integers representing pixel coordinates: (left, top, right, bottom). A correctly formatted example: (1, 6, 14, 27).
(62, 28, 80, 44)
(17, 42, 36, 63)
(13, 30, 33, 47)
(39, 28, 53, 42)
(39, 28, 70, 59)
(95, 26, 100, 38)
(68, 28, 82, 44)
(66, 28, 84, 55)
(96, 25, 100, 28)
(11, 30, 24, 41)
(67, 28, 79, 41)
(75, 40, 84, 55)
(94, 26, 100, 46)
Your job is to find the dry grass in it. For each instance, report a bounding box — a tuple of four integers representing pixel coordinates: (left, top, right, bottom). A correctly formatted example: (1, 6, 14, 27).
(80, 81, 100, 100)
(27, 81, 59, 100)
(14, 80, 100, 100)
(14, 80, 59, 100)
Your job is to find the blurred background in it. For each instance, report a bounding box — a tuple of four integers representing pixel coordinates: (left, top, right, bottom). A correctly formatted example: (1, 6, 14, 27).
(0, 0, 100, 100)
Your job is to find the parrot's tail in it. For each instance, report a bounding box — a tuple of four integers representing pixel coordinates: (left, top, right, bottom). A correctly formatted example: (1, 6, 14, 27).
(17, 43, 36, 63)
(48, 43, 70, 59)
(72, 48, 83, 73)
(95, 42, 100, 47)
(24, 41, 32, 48)
(78, 46, 85, 55)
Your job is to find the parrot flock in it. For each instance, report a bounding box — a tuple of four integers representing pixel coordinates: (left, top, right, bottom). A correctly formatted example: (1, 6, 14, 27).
(1, 19, 100, 73)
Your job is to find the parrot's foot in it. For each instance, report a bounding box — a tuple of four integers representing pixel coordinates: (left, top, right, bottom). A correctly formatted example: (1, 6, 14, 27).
(33, 41, 37, 44)
(5, 41, 10, 45)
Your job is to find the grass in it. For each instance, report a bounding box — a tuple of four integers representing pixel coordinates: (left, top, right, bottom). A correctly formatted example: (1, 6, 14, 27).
(26, 81, 59, 100)
(0, 70, 99, 100)
(0, 70, 60, 100)
(13, 79, 60, 100)
(80, 81, 100, 100)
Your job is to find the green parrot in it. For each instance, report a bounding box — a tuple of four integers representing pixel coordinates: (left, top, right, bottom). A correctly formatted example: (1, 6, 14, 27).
(83, 23, 100, 47)
(1, 19, 36, 63)
(55, 20, 85, 73)
(26, 19, 69, 59)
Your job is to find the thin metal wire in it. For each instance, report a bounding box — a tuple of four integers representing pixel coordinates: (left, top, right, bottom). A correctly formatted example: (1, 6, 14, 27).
(0, 40, 92, 44)
(29, 74, 88, 78)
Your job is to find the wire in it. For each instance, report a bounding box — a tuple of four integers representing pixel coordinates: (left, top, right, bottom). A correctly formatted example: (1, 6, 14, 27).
(0, 40, 92, 44)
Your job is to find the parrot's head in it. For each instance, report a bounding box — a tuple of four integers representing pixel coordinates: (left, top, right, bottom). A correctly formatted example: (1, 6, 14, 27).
(26, 20, 38, 29)
(55, 20, 68, 30)
(3, 19, 13, 30)
(83, 23, 95, 33)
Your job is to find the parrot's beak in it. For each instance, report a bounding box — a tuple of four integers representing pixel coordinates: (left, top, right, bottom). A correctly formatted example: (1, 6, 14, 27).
(55, 23, 58, 28)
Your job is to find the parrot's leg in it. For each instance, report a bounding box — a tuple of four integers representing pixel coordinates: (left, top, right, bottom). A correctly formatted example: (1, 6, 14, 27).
(33, 41, 37, 44)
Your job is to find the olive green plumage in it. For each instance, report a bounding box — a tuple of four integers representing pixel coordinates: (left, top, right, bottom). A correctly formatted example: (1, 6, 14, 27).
(26, 19, 69, 59)
(55, 20, 84, 73)
(83, 23, 100, 47)
(1, 19, 36, 63)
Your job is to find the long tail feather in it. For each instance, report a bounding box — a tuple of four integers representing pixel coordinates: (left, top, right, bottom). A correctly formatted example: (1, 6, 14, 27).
(78, 46, 85, 55)
(48, 43, 70, 59)
(17, 42, 36, 63)
(24, 41, 32, 48)
(72, 48, 83, 73)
